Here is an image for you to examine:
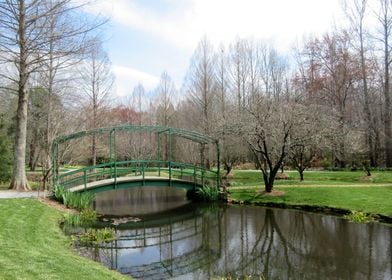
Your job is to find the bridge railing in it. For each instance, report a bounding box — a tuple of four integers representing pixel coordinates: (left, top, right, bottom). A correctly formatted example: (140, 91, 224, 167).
(56, 160, 219, 191)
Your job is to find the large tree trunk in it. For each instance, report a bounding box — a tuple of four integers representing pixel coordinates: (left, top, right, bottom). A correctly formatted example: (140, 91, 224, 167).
(10, 0, 30, 191)
(10, 84, 30, 190)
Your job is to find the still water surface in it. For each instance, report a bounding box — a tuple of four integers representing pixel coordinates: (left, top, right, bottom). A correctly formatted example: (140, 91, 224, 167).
(86, 188, 392, 280)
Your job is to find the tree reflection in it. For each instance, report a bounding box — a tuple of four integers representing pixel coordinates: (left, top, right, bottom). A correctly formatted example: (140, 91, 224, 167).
(79, 204, 392, 280)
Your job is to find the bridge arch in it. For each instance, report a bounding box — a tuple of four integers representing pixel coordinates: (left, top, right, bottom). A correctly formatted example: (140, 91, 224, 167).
(52, 125, 220, 192)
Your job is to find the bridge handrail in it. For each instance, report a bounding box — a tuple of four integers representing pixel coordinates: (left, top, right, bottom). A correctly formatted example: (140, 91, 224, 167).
(57, 159, 219, 191)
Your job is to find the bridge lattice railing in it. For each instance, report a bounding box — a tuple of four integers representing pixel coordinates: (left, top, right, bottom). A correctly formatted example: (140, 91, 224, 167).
(57, 160, 219, 191)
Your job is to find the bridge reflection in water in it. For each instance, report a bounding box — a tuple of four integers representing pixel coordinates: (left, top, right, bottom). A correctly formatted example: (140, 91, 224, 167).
(80, 198, 392, 280)
(86, 203, 222, 279)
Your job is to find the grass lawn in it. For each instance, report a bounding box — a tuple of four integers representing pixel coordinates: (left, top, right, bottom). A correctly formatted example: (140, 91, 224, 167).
(228, 170, 392, 217)
(0, 198, 127, 280)
(230, 169, 392, 187)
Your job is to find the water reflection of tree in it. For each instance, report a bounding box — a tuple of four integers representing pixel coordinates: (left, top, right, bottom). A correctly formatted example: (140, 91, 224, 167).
(219, 207, 391, 280)
(78, 205, 391, 279)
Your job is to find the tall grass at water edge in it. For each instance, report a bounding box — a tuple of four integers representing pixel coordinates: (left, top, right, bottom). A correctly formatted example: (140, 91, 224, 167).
(196, 185, 220, 202)
(53, 185, 94, 211)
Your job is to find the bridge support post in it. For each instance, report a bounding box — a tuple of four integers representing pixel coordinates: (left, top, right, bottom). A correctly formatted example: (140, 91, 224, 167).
(168, 128, 172, 187)
(83, 170, 87, 190)
(142, 164, 145, 186)
(216, 140, 220, 190)
(51, 141, 59, 188)
(156, 131, 161, 177)
(114, 161, 117, 188)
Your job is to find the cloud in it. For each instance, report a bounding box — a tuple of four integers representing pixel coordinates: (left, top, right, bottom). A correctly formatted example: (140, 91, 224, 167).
(84, 0, 343, 96)
(86, 0, 342, 50)
(112, 65, 159, 96)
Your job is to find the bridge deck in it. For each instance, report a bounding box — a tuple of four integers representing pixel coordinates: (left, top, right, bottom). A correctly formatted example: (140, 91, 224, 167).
(69, 176, 194, 192)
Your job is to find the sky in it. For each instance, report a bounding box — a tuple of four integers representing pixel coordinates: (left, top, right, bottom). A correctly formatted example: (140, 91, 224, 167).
(85, 0, 344, 97)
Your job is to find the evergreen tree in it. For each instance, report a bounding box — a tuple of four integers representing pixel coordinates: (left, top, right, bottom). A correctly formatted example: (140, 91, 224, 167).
(0, 116, 12, 183)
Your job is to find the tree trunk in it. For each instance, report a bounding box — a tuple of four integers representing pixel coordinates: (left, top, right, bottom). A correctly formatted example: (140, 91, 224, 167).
(10, 0, 30, 191)
(29, 140, 36, 171)
(263, 168, 278, 193)
(224, 161, 233, 177)
(359, 22, 375, 167)
(383, 10, 392, 167)
(92, 134, 97, 166)
(299, 169, 304, 181)
(10, 85, 30, 190)
(265, 180, 274, 193)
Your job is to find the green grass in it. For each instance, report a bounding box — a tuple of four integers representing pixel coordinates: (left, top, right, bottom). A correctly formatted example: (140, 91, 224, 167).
(228, 170, 392, 217)
(230, 170, 392, 187)
(0, 198, 127, 280)
(229, 186, 392, 216)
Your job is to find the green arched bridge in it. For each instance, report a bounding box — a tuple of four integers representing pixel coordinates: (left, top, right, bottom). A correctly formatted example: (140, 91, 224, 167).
(52, 125, 221, 194)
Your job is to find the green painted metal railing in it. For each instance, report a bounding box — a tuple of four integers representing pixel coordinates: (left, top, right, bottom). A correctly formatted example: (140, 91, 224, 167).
(52, 125, 221, 192)
(57, 160, 219, 192)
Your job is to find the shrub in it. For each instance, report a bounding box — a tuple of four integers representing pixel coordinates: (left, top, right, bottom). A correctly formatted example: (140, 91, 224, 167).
(60, 209, 98, 228)
(0, 134, 12, 183)
(79, 192, 94, 210)
(344, 211, 374, 224)
(196, 185, 220, 202)
(55, 186, 94, 211)
(79, 209, 98, 226)
(28, 181, 41, 190)
(79, 227, 116, 245)
(60, 213, 81, 228)
(53, 185, 66, 203)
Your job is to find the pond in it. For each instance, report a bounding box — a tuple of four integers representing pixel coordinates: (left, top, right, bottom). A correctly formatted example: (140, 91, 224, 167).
(78, 188, 392, 280)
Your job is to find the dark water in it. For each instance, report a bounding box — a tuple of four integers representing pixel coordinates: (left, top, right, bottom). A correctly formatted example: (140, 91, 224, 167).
(94, 187, 189, 216)
(86, 188, 392, 280)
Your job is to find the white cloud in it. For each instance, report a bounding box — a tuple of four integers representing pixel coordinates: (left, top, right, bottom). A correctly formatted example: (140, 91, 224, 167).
(86, 0, 342, 50)
(85, 0, 344, 96)
(112, 65, 159, 96)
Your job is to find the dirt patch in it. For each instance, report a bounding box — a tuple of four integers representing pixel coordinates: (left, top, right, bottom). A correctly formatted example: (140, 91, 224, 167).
(361, 175, 373, 181)
(38, 198, 78, 214)
(259, 190, 285, 197)
(275, 172, 289, 180)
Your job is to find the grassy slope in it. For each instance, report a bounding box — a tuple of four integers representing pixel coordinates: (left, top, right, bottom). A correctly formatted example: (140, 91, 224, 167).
(228, 170, 392, 216)
(0, 199, 127, 280)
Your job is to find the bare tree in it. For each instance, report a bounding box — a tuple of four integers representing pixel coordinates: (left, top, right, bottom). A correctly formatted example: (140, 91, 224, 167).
(185, 37, 216, 168)
(214, 44, 244, 176)
(132, 83, 145, 126)
(155, 71, 176, 127)
(229, 39, 248, 113)
(289, 103, 328, 180)
(0, 0, 105, 190)
(78, 38, 114, 166)
(298, 31, 359, 168)
(243, 44, 293, 192)
(344, 0, 380, 166)
(376, 0, 392, 166)
(246, 100, 294, 192)
(154, 72, 176, 161)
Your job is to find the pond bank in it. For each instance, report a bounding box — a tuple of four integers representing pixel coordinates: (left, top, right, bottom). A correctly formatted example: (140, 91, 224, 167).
(227, 198, 392, 224)
(227, 186, 392, 225)
(0, 198, 127, 280)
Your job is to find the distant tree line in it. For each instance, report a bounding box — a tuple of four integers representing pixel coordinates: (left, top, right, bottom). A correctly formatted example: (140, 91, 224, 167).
(2, 0, 392, 192)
